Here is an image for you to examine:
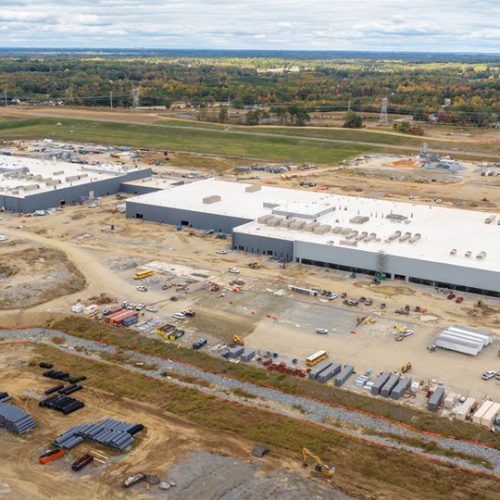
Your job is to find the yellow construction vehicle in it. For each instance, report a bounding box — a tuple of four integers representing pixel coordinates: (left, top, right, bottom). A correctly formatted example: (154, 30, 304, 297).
(232, 335, 244, 346)
(302, 448, 335, 478)
(401, 361, 412, 373)
(248, 262, 261, 269)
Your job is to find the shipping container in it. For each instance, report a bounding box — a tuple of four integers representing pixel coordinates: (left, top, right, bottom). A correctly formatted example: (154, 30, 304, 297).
(371, 373, 390, 395)
(316, 363, 341, 383)
(308, 360, 333, 380)
(380, 375, 400, 397)
(334, 365, 354, 386)
(481, 403, 500, 427)
(427, 386, 445, 411)
(390, 378, 411, 400)
(472, 401, 494, 425)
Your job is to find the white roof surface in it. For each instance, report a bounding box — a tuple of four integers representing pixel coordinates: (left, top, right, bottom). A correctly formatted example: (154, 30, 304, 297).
(129, 178, 500, 273)
(0, 155, 144, 198)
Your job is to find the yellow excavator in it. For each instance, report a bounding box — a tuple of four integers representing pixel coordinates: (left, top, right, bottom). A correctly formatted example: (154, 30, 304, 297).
(232, 335, 244, 346)
(302, 448, 335, 478)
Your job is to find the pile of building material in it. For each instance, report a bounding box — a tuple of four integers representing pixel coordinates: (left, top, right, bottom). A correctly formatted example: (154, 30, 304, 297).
(434, 325, 492, 356)
(39, 394, 85, 415)
(0, 391, 12, 403)
(54, 419, 144, 451)
(453, 397, 476, 420)
(472, 401, 500, 427)
(0, 401, 36, 434)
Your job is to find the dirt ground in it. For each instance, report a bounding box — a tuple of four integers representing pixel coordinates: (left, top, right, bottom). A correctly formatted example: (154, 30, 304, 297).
(0, 245, 85, 309)
(0, 344, 343, 500)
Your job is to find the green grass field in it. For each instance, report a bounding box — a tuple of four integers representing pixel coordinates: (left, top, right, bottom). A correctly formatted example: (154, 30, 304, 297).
(0, 117, 374, 164)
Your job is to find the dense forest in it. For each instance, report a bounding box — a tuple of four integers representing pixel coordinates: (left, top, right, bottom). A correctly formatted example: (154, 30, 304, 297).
(0, 53, 498, 126)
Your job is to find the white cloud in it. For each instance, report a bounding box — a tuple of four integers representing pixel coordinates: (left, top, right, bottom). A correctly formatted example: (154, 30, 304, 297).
(0, 0, 497, 52)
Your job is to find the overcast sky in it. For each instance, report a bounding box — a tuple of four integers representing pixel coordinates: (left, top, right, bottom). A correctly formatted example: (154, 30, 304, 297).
(0, 0, 498, 52)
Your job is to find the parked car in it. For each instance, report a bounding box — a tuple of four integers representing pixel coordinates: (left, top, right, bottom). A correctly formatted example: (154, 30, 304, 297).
(481, 370, 496, 381)
(145, 305, 158, 313)
(192, 338, 208, 350)
(136, 286, 148, 292)
(216, 249, 228, 255)
(228, 268, 240, 274)
(315, 328, 329, 335)
(172, 312, 186, 320)
(161, 283, 173, 290)
(447, 293, 456, 300)
(455, 296, 464, 304)
(181, 309, 196, 317)
(135, 304, 145, 311)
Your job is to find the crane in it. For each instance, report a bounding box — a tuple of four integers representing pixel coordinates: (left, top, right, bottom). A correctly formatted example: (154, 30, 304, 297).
(302, 448, 335, 478)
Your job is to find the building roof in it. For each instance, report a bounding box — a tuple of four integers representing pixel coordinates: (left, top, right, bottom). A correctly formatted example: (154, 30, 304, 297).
(0, 155, 145, 198)
(128, 178, 500, 273)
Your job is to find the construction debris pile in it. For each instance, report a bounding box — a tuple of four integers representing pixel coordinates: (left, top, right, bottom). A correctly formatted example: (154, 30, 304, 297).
(54, 419, 144, 451)
(0, 401, 36, 434)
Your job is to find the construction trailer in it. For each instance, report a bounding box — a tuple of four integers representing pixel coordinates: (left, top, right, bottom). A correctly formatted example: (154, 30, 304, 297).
(434, 325, 493, 356)
(240, 349, 256, 362)
(390, 378, 411, 400)
(371, 373, 390, 396)
(334, 365, 354, 387)
(453, 397, 476, 420)
(472, 401, 494, 425)
(308, 360, 333, 380)
(481, 403, 500, 427)
(316, 363, 341, 384)
(380, 375, 400, 397)
(427, 387, 445, 411)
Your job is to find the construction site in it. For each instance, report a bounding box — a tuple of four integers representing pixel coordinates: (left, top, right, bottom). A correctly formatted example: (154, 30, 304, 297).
(0, 136, 499, 499)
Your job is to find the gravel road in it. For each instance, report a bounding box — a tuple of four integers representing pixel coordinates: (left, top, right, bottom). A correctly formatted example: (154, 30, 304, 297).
(1, 328, 498, 475)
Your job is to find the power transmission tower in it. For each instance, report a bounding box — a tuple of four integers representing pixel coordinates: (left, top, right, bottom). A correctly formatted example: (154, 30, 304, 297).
(379, 97, 388, 123)
(132, 88, 140, 110)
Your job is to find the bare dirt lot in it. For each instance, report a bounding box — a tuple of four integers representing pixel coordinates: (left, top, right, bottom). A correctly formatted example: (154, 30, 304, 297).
(0, 245, 85, 309)
(0, 344, 343, 500)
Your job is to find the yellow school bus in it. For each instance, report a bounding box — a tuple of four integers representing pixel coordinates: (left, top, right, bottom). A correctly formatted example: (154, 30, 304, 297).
(306, 350, 328, 367)
(134, 269, 155, 280)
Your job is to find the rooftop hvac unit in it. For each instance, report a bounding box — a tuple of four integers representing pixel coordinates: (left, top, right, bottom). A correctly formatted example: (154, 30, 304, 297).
(364, 232, 376, 242)
(345, 230, 358, 240)
(465, 250, 472, 258)
(304, 222, 320, 232)
(355, 231, 368, 241)
(349, 215, 369, 224)
(340, 239, 358, 247)
(263, 201, 280, 209)
(450, 248, 457, 255)
(65, 175, 80, 182)
(386, 230, 402, 242)
(313, 224, 331, 234)
(202, 195, 221, 204)
(257, 214, 274, 224)
(476, 251, 487, 260)
(399, 232, 411, 242)
(484, 215, 496, 224)
(245, 184, 261, 193)
(289, 220, 306, 230)
(53, 170, 64, 176)
(332, 226, 343, 234)
(23, 184, 40, 192)
(341, 227, 352, 236)
(409, 233, 421, 244)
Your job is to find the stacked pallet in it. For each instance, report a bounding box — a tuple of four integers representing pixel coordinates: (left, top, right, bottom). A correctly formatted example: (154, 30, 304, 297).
(54, 419, 144, 451)
(0, 401, 36, 434)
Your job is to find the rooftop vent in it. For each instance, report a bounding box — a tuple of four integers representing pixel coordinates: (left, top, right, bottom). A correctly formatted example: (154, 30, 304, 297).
(245, 184, 261, 193)
(349, 216, 369, 224)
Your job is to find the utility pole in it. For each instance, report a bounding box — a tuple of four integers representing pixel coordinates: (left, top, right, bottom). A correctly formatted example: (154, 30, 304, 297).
(132, 88, 140, 110)
(4, 90, 7, 107)
(379, 97, 388, 123)
(227, 96, 231, 116)
(347, 99, 351, 112)
(110, 90, 113, 110)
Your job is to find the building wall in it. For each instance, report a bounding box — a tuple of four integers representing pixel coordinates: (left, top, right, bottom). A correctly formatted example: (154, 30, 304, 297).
(293, 240, 500, 295)
(119, 183, 161, 195)
(0, 169, 151, 212)
(126, 203, 252, 234)
(232, 231, 294, 260)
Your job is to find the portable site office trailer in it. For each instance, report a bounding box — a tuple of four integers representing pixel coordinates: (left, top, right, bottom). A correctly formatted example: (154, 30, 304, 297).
(371, 373, 390, 395)
(335, 365, 354, 387)
(380, 375, 400, 397)
(427, 386, 445, 411)
(472, 401, 494, 425)
(481, 403, 500, 427)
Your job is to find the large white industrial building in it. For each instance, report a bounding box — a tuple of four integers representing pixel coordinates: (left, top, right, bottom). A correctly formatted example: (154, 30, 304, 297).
(127, 179, 500, 296)
(0, 155, 150, 212)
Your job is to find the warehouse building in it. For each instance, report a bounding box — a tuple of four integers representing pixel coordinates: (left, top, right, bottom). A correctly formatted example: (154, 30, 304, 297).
(0, 155, 151, 212)
(126, 179, 500, 296)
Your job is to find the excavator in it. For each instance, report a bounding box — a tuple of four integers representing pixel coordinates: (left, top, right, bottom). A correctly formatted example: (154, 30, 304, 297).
(302, 448, 335, 478)
(232, 335, 244, 346)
